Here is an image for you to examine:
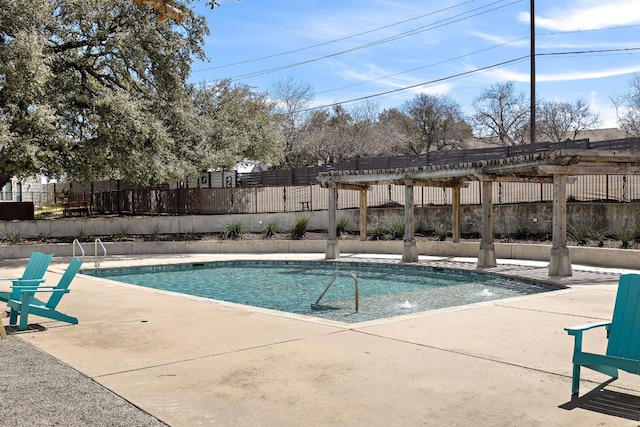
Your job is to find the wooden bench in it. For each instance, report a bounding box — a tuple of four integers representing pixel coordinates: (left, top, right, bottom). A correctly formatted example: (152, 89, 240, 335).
(62, 196, 91, 217)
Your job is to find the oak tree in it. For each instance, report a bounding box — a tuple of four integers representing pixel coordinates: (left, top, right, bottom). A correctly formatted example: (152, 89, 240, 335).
(0, 0, 208, 188)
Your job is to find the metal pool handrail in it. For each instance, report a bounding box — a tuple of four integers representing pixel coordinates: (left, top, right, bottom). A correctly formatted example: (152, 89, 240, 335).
(72, 239, 85, 258)
(315, 272, 359, 312)
(94, 238, 107, 267)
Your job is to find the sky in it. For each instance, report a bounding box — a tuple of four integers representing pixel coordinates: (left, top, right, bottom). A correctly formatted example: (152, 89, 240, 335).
(189, 0, 640, 128)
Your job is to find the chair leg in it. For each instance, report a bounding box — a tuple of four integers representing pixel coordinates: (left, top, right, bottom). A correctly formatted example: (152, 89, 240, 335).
(9, 308, 18, 325)
(18, 299, 30, 331)
(571, 364, 581, 397)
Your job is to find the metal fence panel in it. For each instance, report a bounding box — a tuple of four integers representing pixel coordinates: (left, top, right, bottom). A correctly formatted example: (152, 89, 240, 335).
(40, 174, 640, 216)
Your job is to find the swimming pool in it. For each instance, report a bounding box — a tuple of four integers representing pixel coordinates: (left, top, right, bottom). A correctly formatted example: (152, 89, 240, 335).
(84, 261, 556, 323)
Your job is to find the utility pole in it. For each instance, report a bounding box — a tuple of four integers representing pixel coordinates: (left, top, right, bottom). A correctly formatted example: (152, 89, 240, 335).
(530, 0, 536, 143)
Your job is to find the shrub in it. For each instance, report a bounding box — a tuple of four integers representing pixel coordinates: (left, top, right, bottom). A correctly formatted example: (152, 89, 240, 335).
(183, 228, 198, 241)
(148, 224, 162, 241)
(368, 222, 387, 241)
(336, 216, 349, 236)
(567, 220, 592, 246)
(512, 222, 530, 240)
(631, 219, 640, 241)
(388, 218, 405, 240)
(223, 221, 244, 240)
(415, 219, 428, 235)
(36, 230, 51, 242)
(112, 226, 130, 241)
(6, 231, 22, 244)
(264, 220, 278, 238)
(614, 229, 633, 249)
(289, 215, 310, 240)
(76, 227, 90, 242)
(589, 229, 607, 247)
(434, 223, 449, 241)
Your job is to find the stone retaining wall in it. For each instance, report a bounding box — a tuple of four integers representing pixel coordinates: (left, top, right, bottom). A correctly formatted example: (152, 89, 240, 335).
(2, 240, 639, 270)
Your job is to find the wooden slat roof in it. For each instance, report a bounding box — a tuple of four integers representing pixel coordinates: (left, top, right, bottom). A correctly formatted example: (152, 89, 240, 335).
(317, 138, 640, 189)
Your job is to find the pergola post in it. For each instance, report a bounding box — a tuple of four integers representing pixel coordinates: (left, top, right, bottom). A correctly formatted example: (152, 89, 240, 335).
(359, 189, 367, 241)
(452, 186, 461, 242)
(477, 181, 496, 268)
(326, 185, 339, 259)
(402, 183, 418, 262)
(549, 174, 572, 276)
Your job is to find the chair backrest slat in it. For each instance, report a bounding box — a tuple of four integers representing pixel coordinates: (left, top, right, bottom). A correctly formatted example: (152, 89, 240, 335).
(45, 258, 83, 309)
(607, 274, 640, 359)
(21, 252, 53, 281)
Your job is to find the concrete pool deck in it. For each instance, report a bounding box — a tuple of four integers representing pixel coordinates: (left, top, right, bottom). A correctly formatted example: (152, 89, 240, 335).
(1, 253, 639, 426)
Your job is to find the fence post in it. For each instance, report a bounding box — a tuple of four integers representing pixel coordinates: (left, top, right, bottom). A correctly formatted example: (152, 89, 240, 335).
(540, 183, 543, 202)
(255, 187, 258, 214)
(117, 179, 121, 215)
(283, 186, 287, 212)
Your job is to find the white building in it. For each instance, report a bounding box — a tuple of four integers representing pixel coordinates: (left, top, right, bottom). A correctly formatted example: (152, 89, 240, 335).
(0, 176, 48, 207)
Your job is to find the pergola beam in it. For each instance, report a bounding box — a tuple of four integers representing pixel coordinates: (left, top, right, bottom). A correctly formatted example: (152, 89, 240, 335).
(539, 165, 640, 175)
(548, 149, 640, 162)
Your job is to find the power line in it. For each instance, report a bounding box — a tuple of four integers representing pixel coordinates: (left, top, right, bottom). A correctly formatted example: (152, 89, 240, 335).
(538, 46, 640, 57)
(296, 56, 530, 113)
(194, 18, 640, 75)
(540, 23, 640, 37)
(298, 45, 640, 114)
(316, 36, 529, 95)
(226, 0, 522, 81)
(315, 30, 640, 96)
(193, 0, 479, 72)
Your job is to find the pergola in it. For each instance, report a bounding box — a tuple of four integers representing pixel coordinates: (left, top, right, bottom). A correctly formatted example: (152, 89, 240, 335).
(317, 144, 640, 277)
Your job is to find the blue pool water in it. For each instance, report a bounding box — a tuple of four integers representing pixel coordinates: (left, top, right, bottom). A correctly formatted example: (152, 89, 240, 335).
(84, 261, 555, 323)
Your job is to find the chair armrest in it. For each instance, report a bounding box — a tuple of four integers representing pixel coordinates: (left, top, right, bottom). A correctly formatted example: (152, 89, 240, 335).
(565, 321, 610, 335)
(19, 288, 69, 294)
(10, 279, 46, 287)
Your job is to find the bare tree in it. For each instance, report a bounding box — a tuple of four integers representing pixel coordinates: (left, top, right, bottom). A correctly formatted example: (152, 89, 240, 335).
(537, 99, 600, 143)
(471, 82, 530, 145)
(269, 77, 314, 167)
(375, 108, 414, 155)
(613, 73, 640, 137)
(295, 102, 393, 165)
(402, 93, 471, 154)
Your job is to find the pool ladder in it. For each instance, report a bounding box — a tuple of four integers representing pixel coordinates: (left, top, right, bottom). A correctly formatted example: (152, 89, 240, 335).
(72, 238, 107, 267)
(314, 272, 359, 312)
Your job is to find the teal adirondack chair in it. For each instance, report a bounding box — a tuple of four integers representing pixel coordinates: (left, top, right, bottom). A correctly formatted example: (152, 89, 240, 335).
(0, 252, 53, 302)
(7, 257, 83, 331)
(565, 274, 640, 397)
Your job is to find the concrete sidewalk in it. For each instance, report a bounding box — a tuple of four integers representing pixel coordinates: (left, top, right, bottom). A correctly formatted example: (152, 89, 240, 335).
(1, 254, 639, 426)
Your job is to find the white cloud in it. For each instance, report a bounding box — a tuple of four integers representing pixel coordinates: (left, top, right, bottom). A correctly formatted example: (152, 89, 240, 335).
(336, 62, 455, 96)
(467, 30, 527, 47)
(479, 64, 640, 83)
(520, 1, 640, 31)
(408, 82, 455, 96)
